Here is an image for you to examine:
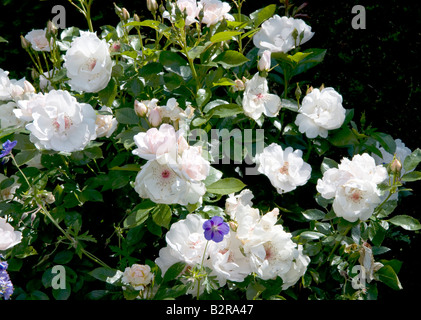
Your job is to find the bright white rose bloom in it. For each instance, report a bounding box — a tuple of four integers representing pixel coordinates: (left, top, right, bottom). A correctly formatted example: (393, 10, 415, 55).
(256, 143, 312, 194)
(0, 69, 35, 102)
(0, 101, 23, 129)
(208, 231, 252, 286)
(235, 205, 310, 288)
(24, 29, 52, 51)
(225, 189, 254, 220)
(155, 214, 231, 295)
(242, 73, 281, 121)
(200, 0, 234, 27)
(178, 146, 210, 181)
(0, 217, 22, 251)
(317, 153, 388, 222)
(25, 90, 97, 153)
(163, 0, 201, 26)
(122, 264, 154, 290)
(95, 106, 117, 138)
(160, 98, 184, 122)
(132, 124, 178, 163)
(64, 31, 112, 93)
(14, 92, 46, 123)
(295, 87, 346, 139)
(253, 15, 314, 55)
(133, 159, 206, 205)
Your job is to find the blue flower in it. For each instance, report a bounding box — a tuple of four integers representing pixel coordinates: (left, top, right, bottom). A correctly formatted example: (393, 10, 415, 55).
(202, 216, 230, 243)
(0, 140, 17, 159)
(0, 257, 14, 300)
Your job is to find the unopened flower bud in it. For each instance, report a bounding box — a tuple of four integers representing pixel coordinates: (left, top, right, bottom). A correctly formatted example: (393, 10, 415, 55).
(390, 159, 402, 174)
(47, 20, 58, 36)
(133, 13, 140, 22)
(20, 35, 30, 50)
(295, 83, 302, 101)
(229, 221, 238, 232)
(121, 8, 130, 21)
(148, 106, 162, 127)
(147, 0, 159, 13)
(110, 41, 121, 52)
(233, 79, 245, 91)
(306, 85, 313, 95)
(258, 50, 271, 72)
(134, 100, 148, 117)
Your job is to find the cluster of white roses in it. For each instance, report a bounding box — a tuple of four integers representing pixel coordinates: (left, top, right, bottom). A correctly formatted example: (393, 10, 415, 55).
(132, 123, 210, 206)
(1, 30, 117, 153)
(156, 189, 309, 295)
(164, 0, 234, 27)
(317, 153, 388, 222)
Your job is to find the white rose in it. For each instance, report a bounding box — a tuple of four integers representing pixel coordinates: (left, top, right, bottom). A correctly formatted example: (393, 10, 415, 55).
(178, 146, 210, 181)
(253, 15, 314, 55)
(132, 124, 178, 163)
(122, 264, 154, 290)
(0, 69, 35, 102)
(163, 0, 201, 26)
(133, 159, 206, 206)
(225, 189, 254, 220)
(24, 29, 52, 52)
(155, 214, 226, 295)
(64, 31, 112, 93)
(235, 206, 309, 286)
(242, 73, 281, 121)
(15, 92, 46, 123)
(0, 68, 12, 101)
(95, 106, 117, 138)
(316, 153, 388, 222)
(0, 217, 22, 251)
(200, 0, 234, 27)
(0, 101, 23, 129)
(256, 143, 312, 194)
(25, 90, 97, 153)
(295, 87, 346, 139)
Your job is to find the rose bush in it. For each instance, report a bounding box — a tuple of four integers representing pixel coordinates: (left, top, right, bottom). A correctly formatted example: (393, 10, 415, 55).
(0, 0, 420, 301)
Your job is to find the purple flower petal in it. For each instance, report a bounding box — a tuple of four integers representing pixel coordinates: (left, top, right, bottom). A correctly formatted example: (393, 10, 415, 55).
(212, 231, 224, 243)
(204, 228, 213, 241)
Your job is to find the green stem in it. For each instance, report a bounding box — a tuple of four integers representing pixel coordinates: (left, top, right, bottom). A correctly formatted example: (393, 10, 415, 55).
(196, 240, 210, 300)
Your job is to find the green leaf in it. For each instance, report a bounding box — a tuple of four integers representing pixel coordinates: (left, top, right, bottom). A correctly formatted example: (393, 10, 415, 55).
(210, 31, 243, 43)
(80, 189, 104, 203)
(403, 148, 421, 172)
(151, 204, 172, 229)
(302, 209, 326, 221)
(376, 265, 403, 290)
(0, 36, 8, 43)
(371, 132, 396, 154)
(291, 48, 327, 77)
(52, 287, 71, 300)
(206, 178, 246, 195)
(388, 215, 421, 231)
(250, 4, 277, 27)
(401, 171, 421, 182)
(89, 267, 118, 282)
(299, 231, 326, 240)
(213, 50, 249, 68)
(53, 251, 74, 265)
(98, 78, 117, 107)
(159, 51, 191, 79)
(163, 262, 187, 283)
(328, 126, 359, 147)
(320, 157, 339, 174)
(115, 108, 139, 125)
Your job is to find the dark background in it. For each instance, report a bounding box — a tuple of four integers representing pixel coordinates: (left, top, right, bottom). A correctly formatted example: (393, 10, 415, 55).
(1, 0, 420, 300)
